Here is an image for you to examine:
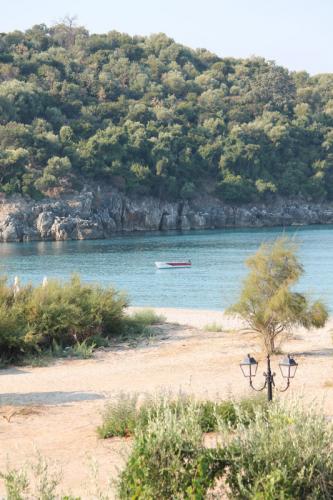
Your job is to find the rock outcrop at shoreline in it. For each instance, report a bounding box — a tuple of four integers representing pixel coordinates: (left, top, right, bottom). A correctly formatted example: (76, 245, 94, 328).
(1, 190, 333, 242)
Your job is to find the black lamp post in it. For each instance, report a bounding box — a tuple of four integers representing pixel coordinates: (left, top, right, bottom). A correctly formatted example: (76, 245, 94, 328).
(240, 353, 298, 401)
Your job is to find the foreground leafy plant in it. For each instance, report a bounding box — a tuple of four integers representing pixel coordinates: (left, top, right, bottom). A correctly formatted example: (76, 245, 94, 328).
(219, 399, 333, 499)
(118, 396, 333, 499)
(118, 401, 223, 499)
(0, 454, 62, 499)
(0, 453, 111, 499)
(0, 467, 29, 499)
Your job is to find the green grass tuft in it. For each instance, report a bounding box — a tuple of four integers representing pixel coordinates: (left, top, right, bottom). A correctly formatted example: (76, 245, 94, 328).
(129, 309, 166, 326)
(204, 322, 224, 332)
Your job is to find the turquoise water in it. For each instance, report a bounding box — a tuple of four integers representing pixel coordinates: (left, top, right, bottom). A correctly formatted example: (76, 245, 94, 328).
(0, 225, 332, 310)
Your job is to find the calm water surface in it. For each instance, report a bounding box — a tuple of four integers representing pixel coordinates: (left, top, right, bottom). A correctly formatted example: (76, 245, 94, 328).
(0, 225, 332, 311)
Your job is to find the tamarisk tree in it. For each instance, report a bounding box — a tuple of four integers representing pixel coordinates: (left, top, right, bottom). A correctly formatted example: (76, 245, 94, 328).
(229, 237, 328, 354)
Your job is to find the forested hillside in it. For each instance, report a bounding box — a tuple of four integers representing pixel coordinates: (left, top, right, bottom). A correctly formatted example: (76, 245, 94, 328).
(0, 22, 332, 203)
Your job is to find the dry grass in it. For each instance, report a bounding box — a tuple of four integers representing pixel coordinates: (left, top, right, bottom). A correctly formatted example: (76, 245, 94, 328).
(0, 406, 42, 423)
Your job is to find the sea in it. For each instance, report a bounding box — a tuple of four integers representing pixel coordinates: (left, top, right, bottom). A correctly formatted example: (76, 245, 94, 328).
(0, 225, 332, 311)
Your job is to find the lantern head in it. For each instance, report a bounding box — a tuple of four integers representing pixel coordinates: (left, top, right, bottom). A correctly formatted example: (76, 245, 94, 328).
(240, 354, 258, 378)
(279, 354, 298, 379)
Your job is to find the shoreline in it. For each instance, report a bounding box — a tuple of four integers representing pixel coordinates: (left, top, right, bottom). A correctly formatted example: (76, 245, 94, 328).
(0, 221, 333, 245)
(2, 190, 333, 243)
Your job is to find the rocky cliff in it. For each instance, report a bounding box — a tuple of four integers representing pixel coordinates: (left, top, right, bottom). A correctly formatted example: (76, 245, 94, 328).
(0, 190, 333, 242)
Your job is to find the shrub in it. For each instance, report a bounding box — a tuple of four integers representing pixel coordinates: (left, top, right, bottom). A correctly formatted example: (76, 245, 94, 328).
(0, 277, 31, 362)
(0, 274, 128, 362)
(198, 399, 236, 432)
(219, 399, 333, 499)
(98, 393, 141, 438)
(0, 305, 27, 362)
(0, 454, 62, 499)
(97, 393, 193, 439)
(117, 396, 332, 499)
(118, 400, 223, 499)
(172, 395, 266, 432)
(24, 275, 128, 349)
(0, 467, 29, 498)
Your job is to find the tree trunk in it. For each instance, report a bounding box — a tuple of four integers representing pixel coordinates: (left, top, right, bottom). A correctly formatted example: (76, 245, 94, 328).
(263, 333, 275, 355)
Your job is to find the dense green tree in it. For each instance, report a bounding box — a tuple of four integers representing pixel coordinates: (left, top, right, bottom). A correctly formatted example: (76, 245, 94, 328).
(0, 147, 28, 193)
(0, 23, 332, 202)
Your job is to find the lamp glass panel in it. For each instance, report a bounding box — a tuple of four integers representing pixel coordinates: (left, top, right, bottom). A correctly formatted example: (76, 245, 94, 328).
(240, 355, 258, 378)
(240, 363, 251, 378)
(288, 363, 297, 378)
(279, 357, 298, 379)
(279, 363, 290, 379)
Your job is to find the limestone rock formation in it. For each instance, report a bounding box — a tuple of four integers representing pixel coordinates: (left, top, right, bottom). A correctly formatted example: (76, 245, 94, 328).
(0, 190, 332, 242)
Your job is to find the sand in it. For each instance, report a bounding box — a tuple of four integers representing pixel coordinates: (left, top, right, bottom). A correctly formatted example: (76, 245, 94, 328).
(0, 307, 333, 498)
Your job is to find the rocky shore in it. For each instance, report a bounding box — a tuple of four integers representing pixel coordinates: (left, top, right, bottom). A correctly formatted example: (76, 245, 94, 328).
(0, 189, 333, 242)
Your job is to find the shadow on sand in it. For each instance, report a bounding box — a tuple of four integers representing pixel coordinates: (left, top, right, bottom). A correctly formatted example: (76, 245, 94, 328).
(293, 348, 333, 358)
(0, 367, 28, 376)
(0, 391, 105, 406)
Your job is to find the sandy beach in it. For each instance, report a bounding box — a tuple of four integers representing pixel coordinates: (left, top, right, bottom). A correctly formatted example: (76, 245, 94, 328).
(0, 307, 333, 497)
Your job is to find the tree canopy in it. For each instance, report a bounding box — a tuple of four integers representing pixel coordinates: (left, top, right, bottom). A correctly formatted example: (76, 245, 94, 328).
(0, 22, 332, 201)
(228, 238, 328, 354)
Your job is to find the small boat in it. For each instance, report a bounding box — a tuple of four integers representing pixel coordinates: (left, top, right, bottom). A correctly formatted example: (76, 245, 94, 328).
(155, 260, 192, 269)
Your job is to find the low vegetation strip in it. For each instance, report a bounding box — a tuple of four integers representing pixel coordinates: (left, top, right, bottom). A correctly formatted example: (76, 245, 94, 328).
(117, 397, 333, 499)
(0, 275, 164, 365)
(97, 393, 266, 439)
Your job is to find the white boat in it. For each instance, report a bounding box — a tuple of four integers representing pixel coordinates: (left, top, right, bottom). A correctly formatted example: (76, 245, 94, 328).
(155, 260, 192, 269)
